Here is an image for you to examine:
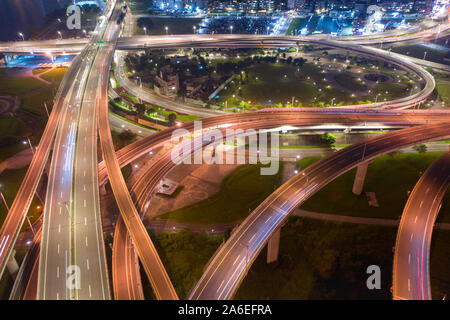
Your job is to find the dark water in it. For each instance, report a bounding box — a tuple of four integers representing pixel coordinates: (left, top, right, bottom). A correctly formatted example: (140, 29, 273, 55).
(0, 0, 46, 41)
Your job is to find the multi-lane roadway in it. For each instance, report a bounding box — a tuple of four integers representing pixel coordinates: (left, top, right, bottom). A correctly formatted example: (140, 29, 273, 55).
(393, 151, 450, 300)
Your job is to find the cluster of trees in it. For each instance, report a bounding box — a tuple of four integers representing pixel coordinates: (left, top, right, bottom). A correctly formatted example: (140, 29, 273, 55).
(320, 132, 337, 145)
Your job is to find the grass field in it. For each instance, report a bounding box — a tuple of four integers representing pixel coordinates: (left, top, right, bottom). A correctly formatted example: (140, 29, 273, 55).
(296, 153, 450, 222)
(0, 116, 31, 143)
(216, 62, 324, 107)
(0, 167, 43, 231)
(215, 61, 411, 109)
(235, 216, 450, 299)
(19, 84, 57, 127)
(391, 44, 449, 65)
(334, 73, 367, 92)
(436, 80, 450, 104)
(157, 163, 283, 225)
(150, 230, 223, 298)
(32, 68, 50, 75)
(134, 17, 202, 36)
(0, 69, 45, 96)
(40, 67, 67, 83)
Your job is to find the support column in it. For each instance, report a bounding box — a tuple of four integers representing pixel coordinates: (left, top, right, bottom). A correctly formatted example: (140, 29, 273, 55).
(352, 161, 369, 195)
(7, 249, 19, 280)
(267, 228, 281, 264)
(100, 183, 107, 196)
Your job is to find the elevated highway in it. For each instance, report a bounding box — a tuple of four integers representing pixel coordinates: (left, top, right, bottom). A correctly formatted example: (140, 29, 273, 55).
(393, 151, 450, 300)
(188, 122, 450, 299)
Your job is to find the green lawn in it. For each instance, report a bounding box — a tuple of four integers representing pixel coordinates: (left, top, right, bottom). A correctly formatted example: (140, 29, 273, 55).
(296, 153, 450, 222)
(19, 84, 57, 127)
(40, 67, 67, 83)
(0, 70, 45, 96)
(134, 17, 202, 36)
(334, 73, 367, 92)
(157, 163, 283, 225)
(150, 230, 223, 299)
(216, 62, 323, 107)
(235, 216, 450, 299)
(0, 117, 31, 144)
(32, 68, 50, 75)
(436, 80, 450, 104)
(391, 45, 449, 65)
(0, 167, 43, 231)
(215, 61, 411, 109)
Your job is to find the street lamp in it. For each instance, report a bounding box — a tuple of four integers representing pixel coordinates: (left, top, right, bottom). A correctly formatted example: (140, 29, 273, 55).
(83, 29, 87, 37)
(143, 27, 147, 35)
(331, 97, 335, 106)
(267, 26, 270, 35)
(24, 137, 35, 154)
(193, 26, 196, 34)
(165, 26, 168, 35)
(423, 51, 427, 60)
(57, 31, 62, 40)
(18, 32, 25, 41)
(230, 25, 233, 34)
(375, 93, 381, 103)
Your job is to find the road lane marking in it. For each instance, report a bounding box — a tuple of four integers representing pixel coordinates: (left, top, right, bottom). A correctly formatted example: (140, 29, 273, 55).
(217, 280, 225, 293)
(85, 237, 88, 247)
(58, 224, 61, 233)
(414, 216, 418, 223)
(89, 285, 92, 297)
(87, 259, 90, 270)
(57, 266, 59, 278)
(84, 199, 86, 208)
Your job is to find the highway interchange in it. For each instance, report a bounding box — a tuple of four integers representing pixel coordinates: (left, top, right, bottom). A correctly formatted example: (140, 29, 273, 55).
(0, 1, 448, 300)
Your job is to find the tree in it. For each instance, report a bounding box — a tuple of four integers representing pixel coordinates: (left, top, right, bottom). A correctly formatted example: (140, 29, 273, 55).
(320, 132, 336, 145)
(135, 103, 146, 116)
(413, 144, 427, 153)
(167, 113, 177, 126)
(113, 97, 122, 104)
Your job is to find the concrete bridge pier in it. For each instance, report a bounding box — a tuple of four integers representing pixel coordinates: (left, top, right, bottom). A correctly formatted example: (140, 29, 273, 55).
(100, 183, 107, 196)
(267, 227, 281, 264)
(7, 250, 19, 280)
(352, 161, 369, 195)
